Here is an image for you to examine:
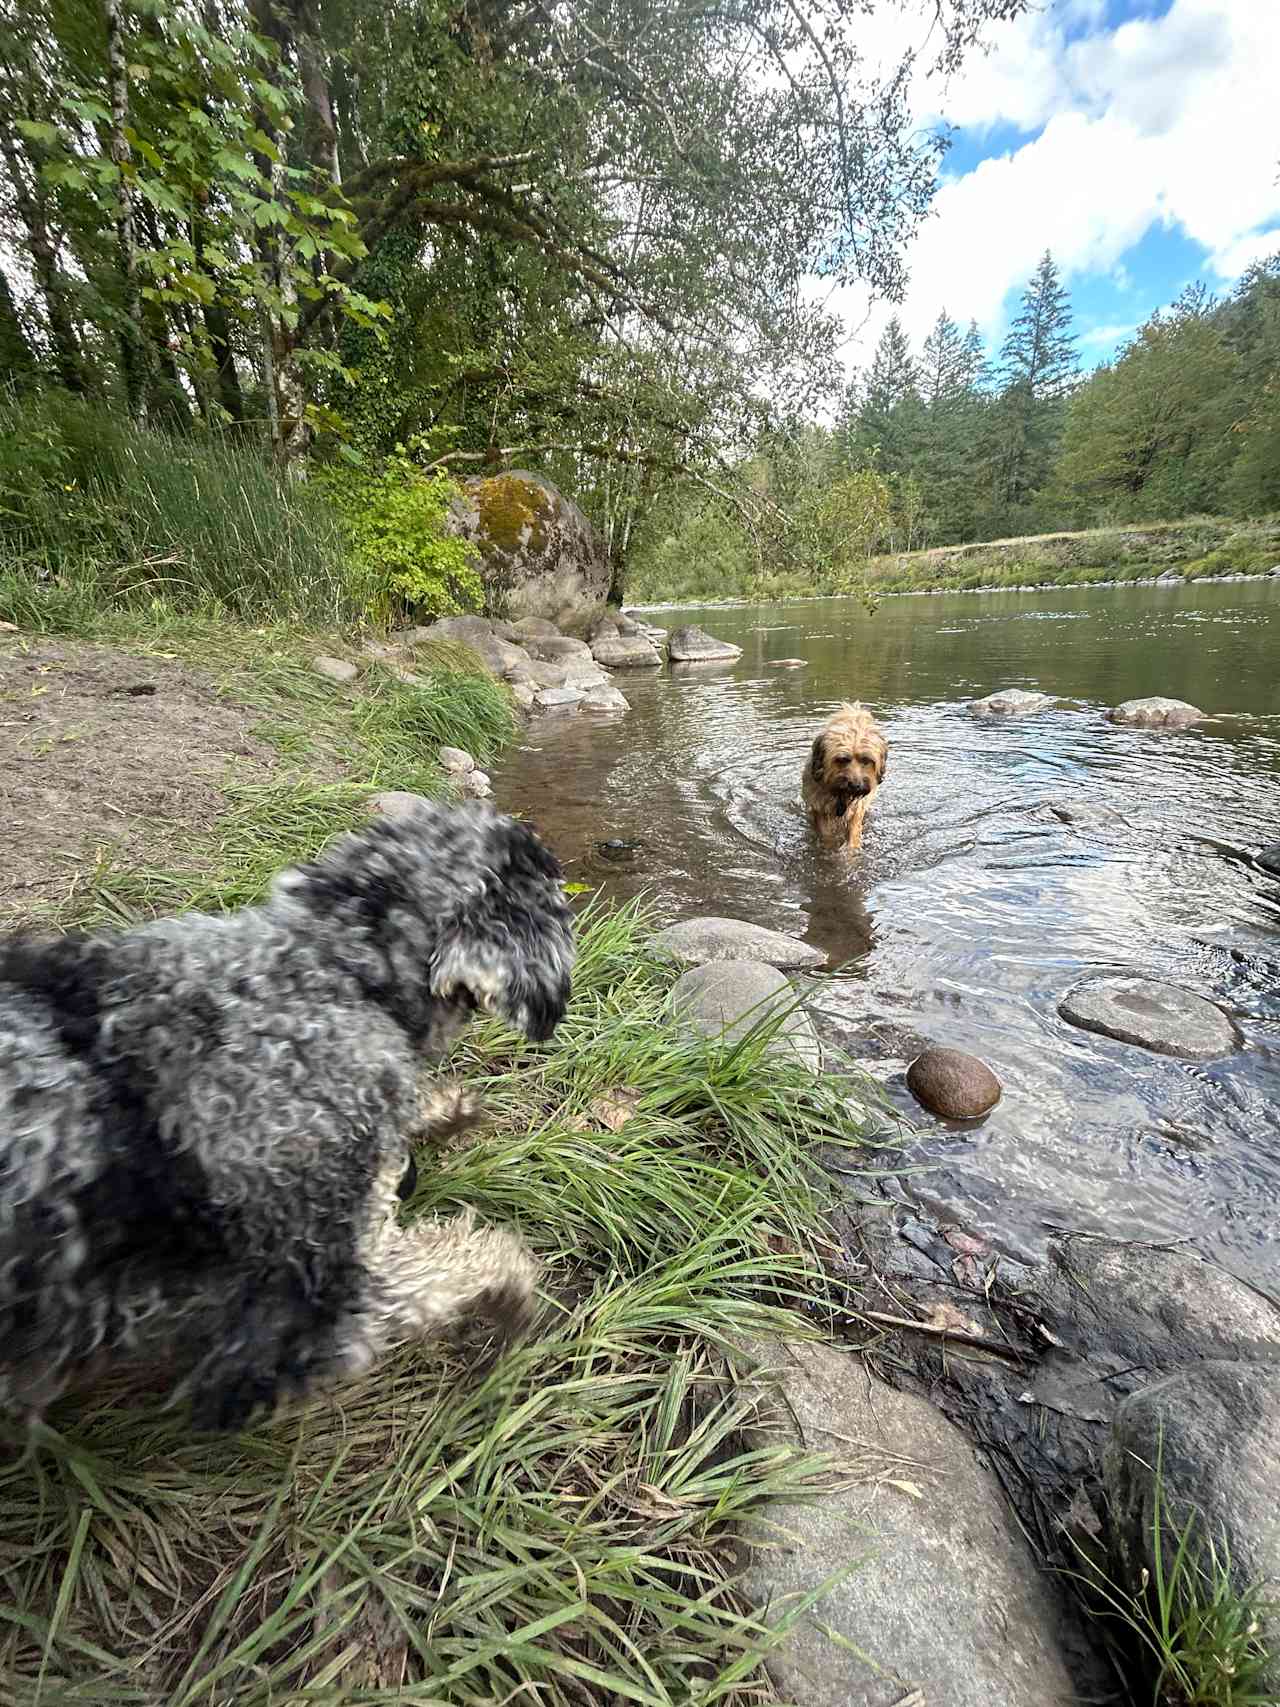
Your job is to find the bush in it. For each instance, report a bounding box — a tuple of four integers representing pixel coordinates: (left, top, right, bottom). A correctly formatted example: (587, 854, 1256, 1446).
(320, 450, 483, 621)
(0, 392, 362, 624)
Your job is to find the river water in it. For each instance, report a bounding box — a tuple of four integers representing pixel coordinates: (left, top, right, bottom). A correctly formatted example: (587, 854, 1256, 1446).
(494, 582, 1280, 1286)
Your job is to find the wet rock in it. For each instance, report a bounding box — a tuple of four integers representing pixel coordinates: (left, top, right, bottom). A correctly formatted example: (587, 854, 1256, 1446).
(736, 1339, 1087, 1707)
(767, 657, 806, 668)
(312, 655, 357, 685)
(906, 1047, 1002, 1119)
(669, 961, 820, 1068)
(1106, 1361, 1280, 1691)
(1107, 696, 1204, 727)
(668, 624, 743, 663)
(461, 768, 492, 798)
(1059, 976, 1239, 1060)
(591, 633, 662, 669)
(581, 685, 629, 712)
(510, 681, 536, 711)
(1255, 841, 1280, 876)
(585, 611, 618, 642)
(654, 916, 825, 970)
(437, 745, 476, 776)
(969, 688, 1057, 716)
(523, 635, 593, 663)
(366, 789, 431, 819)
(534, 686, 585, 711)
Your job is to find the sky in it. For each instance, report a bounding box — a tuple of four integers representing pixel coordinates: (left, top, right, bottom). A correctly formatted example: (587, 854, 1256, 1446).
(826, 0, 1280, 382)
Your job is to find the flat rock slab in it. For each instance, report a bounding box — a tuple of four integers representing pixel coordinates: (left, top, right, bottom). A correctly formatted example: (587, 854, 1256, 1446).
(737, 1340, 1084, 1706)
(969, 688, 1057, 716)
(1107, 696, 1204, 727)
(668, 624, 743, 662)
(1059, 976, 1239, 1059)
(1106, 1360, 1280, 1692)
(655, 916, 826, 970)
(581, 686, 629, 712)
(591, 634, 662, 669)
(669, 961, 820, 1068)
(534, 687, 584, 710)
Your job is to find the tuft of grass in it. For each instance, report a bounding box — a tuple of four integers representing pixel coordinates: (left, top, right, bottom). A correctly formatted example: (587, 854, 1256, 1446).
(1072, 1441, 1279, 1706)
(356, 660, 519, 770)
(0, 394, 373, 627)
(0, 903, 878, 1704)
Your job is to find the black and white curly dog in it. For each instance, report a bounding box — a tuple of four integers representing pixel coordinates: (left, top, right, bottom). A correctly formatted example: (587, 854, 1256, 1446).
(0, 799, 574, 1432)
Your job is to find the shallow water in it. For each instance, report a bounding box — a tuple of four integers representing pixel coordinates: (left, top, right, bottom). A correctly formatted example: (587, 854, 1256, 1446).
(494, 582, 1280, 1284)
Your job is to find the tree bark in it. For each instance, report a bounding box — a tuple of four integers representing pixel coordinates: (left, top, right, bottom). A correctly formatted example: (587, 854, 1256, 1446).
(0, 126, 88, 395)
(0, 264, 39, 390)
(104, 0, 150, 421)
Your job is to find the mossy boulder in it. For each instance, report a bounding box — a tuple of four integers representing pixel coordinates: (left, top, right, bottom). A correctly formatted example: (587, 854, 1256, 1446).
(449, 470, 610, 623)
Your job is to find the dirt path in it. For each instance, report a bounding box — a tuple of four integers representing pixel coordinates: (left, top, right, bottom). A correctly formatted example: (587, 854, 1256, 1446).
(1, 634, 281, 926)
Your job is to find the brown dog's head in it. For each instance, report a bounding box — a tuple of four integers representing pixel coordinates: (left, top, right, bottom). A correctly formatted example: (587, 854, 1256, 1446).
(810, 703, 887, 814)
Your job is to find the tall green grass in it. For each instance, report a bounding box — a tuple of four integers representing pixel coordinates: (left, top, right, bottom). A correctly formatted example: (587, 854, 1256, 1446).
(0, 903, 877, 1703)
(0, 393, 373, 625)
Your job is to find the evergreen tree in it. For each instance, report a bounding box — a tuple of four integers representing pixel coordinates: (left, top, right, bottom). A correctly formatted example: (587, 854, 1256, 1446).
(920, 310, 965, 405)
(988, 251, 1078, 517)
(851, 315, 923, 474)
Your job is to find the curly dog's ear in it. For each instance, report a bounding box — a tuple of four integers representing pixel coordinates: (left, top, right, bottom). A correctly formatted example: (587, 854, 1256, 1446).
(810, 733, 827, 776)
(429, 817, 575, 1043)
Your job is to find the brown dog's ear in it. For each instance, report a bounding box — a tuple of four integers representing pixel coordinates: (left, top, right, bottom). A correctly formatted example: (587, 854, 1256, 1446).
(875, 742, 887, 782)
(810, 733, 827, 774)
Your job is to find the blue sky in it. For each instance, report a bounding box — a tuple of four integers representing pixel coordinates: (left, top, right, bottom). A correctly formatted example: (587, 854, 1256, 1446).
(829, 0, 1280, 378)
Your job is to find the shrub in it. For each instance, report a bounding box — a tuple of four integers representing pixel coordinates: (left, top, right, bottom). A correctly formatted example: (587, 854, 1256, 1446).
(321, 450, 483, 621)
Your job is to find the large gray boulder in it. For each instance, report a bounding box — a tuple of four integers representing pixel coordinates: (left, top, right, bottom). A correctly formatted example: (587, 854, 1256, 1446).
(1106, 1361, 1280, 1692)
(447, 471, 610, 623)
(413, 616, 531, 678)
(1059, 976, 1239, 1060)
(668, 624, 742, 663)
(736, 1340, 1087, 1706)
(522, 635, 593, 663)
(969, 688, 1057, 717)
(591, 633, 662, 669)
(654, 916, 825, 970)
(669, 961, 820, 1068)
(1108, 696, 1204, 727)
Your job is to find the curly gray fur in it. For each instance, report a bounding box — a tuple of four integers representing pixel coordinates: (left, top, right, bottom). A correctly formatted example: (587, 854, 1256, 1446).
(0, 799, 574, 1432)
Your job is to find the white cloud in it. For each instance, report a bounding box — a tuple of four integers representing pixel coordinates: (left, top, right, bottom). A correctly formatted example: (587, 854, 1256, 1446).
(1079, 321, 1137, 349)
(829, 0, 1280, 374)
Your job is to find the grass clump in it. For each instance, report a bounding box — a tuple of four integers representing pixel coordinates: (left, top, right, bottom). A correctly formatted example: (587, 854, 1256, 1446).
(0, 902, 876, 1704)
(1074, 1447, 1278, 1706)
(0, 394, 372, 627)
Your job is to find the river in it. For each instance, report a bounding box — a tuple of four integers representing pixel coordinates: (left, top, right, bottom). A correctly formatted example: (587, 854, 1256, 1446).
(494, 581, 1280, 1286)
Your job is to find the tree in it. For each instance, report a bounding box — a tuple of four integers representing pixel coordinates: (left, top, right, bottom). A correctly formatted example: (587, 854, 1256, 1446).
(1058, 286, 1238, 517)
(987, 250, 1077, 516)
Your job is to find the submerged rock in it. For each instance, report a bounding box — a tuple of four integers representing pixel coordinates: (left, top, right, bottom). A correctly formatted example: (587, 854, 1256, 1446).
(1107, 696, 1204, 727)
(1059, 976, 1239, 1060)
(654, 916, 826, 970)
(581, 685, 629, 712)
(668, 624, 743, 662)
(736, 1339, 1087, 1707)
(906, 1047, 1002, 1119)
(969, 688, 1057, 716)
(533, 686, 585, 711)
(669, 961, 820, 1068)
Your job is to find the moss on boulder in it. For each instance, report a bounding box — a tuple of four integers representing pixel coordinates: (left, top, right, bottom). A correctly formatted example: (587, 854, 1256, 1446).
(449, 470, 610, 623)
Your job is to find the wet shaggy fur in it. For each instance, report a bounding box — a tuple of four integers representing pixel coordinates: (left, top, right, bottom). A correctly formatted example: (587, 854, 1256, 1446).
(0, 800, 574, 1432)
(801, 702, 888, 851)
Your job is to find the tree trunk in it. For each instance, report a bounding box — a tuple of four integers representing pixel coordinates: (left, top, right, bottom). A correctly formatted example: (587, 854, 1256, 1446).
(294, 0, 340, 187)
(0, 127, 87, 395)
(104, 0, 150, 421)
(0, 264, 38, 390)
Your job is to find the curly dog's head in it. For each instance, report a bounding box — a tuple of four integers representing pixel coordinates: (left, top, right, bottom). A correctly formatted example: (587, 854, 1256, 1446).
(270, 800, 575, 1051)
(810, 702, 887, 812)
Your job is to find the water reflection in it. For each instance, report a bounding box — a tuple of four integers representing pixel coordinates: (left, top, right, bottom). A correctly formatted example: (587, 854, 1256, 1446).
(496, 582, 1280, 1283)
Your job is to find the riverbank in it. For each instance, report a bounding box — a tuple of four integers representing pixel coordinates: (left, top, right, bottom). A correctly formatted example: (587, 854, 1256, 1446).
(626, 515, 1280, 607)
(0, 611, 885, 1700)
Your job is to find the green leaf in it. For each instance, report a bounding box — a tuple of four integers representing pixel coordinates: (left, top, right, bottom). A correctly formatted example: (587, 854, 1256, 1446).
(16, 120, 60, 146)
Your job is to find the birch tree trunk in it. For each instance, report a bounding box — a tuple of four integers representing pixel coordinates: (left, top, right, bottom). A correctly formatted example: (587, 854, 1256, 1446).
(104, 0, 150, 422)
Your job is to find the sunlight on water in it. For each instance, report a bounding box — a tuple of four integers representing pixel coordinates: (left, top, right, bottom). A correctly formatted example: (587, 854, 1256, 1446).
(497, 581, 1280, 1282)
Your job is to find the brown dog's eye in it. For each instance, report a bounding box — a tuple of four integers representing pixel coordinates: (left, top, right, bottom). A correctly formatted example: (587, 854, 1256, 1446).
(834, 753, 851, 766)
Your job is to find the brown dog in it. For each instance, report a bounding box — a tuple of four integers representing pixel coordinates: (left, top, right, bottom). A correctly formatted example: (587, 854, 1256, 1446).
(801, 702, 888, 851)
